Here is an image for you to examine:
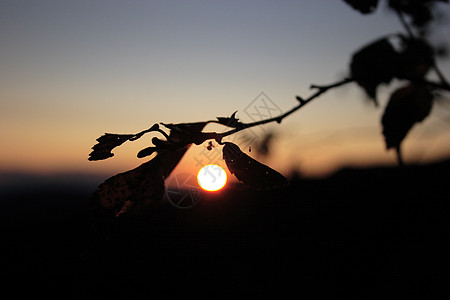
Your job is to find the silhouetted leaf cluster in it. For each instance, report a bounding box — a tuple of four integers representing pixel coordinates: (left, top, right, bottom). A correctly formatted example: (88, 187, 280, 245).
(88, 123, 160, 161)
(90, 122, 207, 217)
(350, 36, 435, 104)
(88, 0, 448, 217)
(89, 119, 288, 217)
(345, 0, 448, 161)
(137, 122, 208, 158)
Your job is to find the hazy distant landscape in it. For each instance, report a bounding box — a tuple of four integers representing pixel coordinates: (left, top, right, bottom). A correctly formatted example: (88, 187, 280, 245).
(1, 159, 448, 299)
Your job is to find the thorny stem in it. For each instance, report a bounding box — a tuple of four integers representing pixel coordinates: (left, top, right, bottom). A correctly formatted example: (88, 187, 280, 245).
(216, 78, 354, 140)
(157, 75, 448, 148)
(122, 73, 448, 166)
(151, 78, 354, 147)
(166, 76, 447, 147)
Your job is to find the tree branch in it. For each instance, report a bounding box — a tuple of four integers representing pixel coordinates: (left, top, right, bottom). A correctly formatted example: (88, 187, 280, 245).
(405, 77, 450, 92)
(214, 78, 354, 140)
(131, 75, 448, 150)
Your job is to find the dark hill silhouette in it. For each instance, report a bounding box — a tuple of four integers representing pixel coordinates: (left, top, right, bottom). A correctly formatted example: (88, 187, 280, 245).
(1, 159, 448, 298)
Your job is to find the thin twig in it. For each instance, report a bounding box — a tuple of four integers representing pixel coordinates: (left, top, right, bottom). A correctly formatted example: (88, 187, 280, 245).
(395, 9, 414, 39)
(215, 78, 354, 139)
(411, 78, 450, 91)
(134, 76, 448, 148)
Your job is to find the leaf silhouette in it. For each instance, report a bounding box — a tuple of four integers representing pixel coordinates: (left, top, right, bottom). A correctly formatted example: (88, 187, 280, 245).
(88, 133, 134, 161)
(343, 0, 379, 14)
(350, 37, 400, 104)
(216, 111, 243, 128)
(91, 122, 207, 218)
(88, 123, 161, 161)
(381, 83, 434, 150)
(222, 142, 287, 190)
(90, 157, 165, 218)
(91, 143, 194, 219)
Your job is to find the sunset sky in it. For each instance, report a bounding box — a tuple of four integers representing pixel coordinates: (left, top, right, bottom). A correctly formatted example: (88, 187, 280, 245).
(1, 0, 449, 180)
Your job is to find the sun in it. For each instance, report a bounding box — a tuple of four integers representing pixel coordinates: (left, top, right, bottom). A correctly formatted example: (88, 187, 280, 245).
(197, 164, 227, 192)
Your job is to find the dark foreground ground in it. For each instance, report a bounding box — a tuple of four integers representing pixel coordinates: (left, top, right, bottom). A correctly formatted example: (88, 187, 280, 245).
(1, 160, 449, 299)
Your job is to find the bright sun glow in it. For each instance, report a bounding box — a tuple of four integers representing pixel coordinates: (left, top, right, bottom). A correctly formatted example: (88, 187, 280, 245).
(197, 164, 227, 192)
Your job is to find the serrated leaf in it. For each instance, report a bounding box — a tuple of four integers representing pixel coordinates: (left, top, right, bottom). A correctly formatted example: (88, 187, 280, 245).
(381, 83, 433, 150)
(350, 37, 400, 104)
(89, 124, 162, 161)
(88, 133, 134, 161)
(222, 142, 287, 190)
(343, 0, 379, 14)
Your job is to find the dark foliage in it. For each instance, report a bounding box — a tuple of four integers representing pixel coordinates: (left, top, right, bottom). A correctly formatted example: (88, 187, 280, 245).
(88, 123, 161, 161)
(345, 0, 448, 163)
(88, 133, 134, 161)
(90, 157, 165, 218)
(382, 83, 434, 149)
(350, 37, 400, 104)
(222, 142, 287, 190)
(90, 122, 207, 218)
(350, 35, 436, 103)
